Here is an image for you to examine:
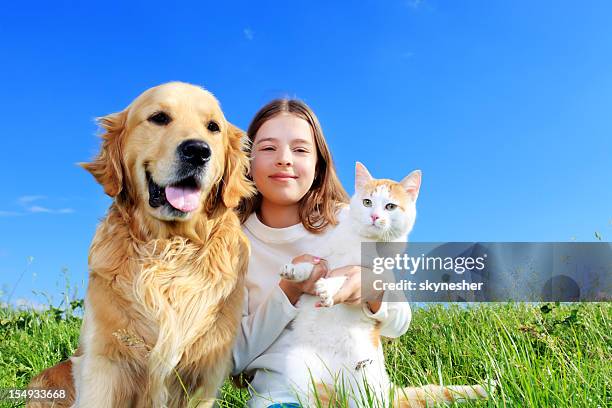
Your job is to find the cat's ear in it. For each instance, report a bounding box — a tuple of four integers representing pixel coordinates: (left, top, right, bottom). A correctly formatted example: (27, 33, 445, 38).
(400, 170, 422, 201)
(355, 162, 373, 191)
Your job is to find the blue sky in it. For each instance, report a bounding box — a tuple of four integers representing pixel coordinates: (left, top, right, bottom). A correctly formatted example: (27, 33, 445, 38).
(1, 1, 610, 307)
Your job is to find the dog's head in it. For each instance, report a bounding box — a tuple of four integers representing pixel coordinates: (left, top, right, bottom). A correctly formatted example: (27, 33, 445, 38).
(82, 82, 254, 222)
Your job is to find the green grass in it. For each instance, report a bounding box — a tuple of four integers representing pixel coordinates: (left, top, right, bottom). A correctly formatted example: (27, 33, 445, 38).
(1, 302, 610, 407)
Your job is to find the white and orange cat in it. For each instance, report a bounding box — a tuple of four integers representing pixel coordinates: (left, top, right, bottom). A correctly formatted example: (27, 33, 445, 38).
(280, 162, 495, 407)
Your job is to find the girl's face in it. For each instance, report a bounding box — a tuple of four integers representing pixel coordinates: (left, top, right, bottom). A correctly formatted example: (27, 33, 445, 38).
(251, 113, 317, 206)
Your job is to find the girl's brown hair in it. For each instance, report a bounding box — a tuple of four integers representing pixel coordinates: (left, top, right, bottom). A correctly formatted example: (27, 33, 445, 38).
(237, 99, 349, 233)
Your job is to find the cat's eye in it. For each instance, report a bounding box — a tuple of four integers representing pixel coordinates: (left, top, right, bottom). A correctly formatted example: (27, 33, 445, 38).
(385, 203, 397, 211)
(148, 111, 172, 126)
(363, 199, 372, 207)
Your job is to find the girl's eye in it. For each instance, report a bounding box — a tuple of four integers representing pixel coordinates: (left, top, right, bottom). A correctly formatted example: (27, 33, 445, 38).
(385, 203, 397, 211)
(294, 148, 308, 153)
(260, 147, 275, 151)
(363, 199, 372, 207)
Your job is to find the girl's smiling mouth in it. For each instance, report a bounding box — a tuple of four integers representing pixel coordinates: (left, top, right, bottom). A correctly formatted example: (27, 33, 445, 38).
(269, 173, 298, 180)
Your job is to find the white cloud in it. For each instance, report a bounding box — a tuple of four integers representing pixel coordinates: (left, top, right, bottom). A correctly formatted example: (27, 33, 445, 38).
(0, 210, 22, 217)
(28, 206, 74, 214)
(244, 28, 254, 41)
(3, 196, 75, 216)
(29, 206, 52, 213)
(14, 297, 48, 311)
(406, 0, 422, 8)
(17, 195, 46, 205)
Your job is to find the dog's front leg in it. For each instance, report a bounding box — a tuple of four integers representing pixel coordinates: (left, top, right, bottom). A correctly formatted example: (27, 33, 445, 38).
(72, 354, 133, 408)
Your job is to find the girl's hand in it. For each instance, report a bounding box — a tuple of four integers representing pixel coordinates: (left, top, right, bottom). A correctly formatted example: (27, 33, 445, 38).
(322, 265, 384, 312)
(279, 254, 328, 305)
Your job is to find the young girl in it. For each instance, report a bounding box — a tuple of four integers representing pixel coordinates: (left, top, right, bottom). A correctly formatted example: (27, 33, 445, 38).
(231, 99, 412, 408)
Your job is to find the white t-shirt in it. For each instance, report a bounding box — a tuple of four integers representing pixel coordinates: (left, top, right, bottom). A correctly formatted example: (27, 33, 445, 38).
(231, 208, 412, 408)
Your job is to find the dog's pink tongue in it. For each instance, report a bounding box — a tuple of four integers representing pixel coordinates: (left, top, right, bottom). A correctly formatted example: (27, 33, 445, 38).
(165, 186, 201, 212)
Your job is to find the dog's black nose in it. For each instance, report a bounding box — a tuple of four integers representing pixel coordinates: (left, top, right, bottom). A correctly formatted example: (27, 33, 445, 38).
(178, 139, 211, 166)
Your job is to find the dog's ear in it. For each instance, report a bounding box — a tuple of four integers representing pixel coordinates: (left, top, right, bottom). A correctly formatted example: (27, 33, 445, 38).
(80, 111, 127, 197)
(220, 123, 256, 208)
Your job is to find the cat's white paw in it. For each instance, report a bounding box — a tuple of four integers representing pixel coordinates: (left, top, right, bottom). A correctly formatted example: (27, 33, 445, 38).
(315, 276, 347, 307)
(280, 263, 296, 280)
(280, 262, 313, 282)
(315, 279, 334, 307)
(483, 378, 498, 396)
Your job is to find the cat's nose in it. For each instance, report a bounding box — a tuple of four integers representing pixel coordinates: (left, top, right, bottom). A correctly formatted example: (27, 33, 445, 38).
(371, 214, 379, 223)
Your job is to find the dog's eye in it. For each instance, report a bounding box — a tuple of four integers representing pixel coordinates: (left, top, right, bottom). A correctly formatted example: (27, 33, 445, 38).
(207, 121, 220, 132)
(148, 112, 172, 126)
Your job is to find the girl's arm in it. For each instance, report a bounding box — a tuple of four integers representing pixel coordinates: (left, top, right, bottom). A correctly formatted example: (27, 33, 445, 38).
(231, 285, 297, 375)
(362, 295, 412, 338)
(232, 255, 328, 375)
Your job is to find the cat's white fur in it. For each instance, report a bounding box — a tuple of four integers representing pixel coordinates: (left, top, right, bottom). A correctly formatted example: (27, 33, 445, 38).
(279, 162, 421, 406)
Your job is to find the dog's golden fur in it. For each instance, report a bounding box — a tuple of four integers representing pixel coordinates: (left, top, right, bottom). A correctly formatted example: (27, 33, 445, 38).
(27, 82, 255, 408)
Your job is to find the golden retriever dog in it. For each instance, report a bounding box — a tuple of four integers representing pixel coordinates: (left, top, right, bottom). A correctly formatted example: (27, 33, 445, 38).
(27, 82, 255, 408)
